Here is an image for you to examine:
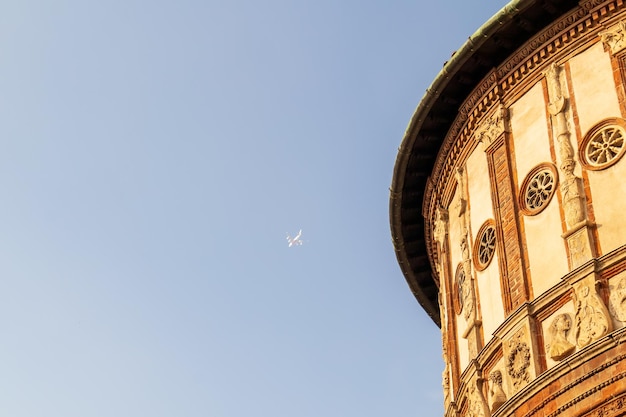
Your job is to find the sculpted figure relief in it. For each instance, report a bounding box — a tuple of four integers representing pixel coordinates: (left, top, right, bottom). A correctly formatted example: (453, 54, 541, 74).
(573, 280, 612, 348)
(433, 206, 448, 250)
(460, 237, 475, 321)
(609, 277, 626, 322)
(488, 370, 507, 412)
(546, 313, 575, 361)
(433, 206, 449, 275)
(560, 169, 585, 227)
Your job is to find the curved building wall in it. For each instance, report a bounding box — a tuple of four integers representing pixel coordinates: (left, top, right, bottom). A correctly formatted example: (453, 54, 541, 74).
(392, 1, 626, 416)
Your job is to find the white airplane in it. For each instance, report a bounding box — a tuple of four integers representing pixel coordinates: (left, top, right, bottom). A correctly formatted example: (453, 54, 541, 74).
(286, 229, 303, 247)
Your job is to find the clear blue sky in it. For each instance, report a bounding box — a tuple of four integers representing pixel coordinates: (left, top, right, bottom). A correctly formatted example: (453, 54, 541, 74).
(1, 1, 506, 416)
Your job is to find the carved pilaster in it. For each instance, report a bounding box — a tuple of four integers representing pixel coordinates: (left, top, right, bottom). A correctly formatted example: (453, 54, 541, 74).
(434, 203, 456, 410)
(456, 168, 474, 324)
(440, 286, 453, 409)
(544, 62, 595, 268)
(600, 20, 626, 55)
(456, 167, 482, 359)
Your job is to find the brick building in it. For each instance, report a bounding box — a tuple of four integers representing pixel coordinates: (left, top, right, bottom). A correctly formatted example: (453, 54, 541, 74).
(390, 0, 626, 415)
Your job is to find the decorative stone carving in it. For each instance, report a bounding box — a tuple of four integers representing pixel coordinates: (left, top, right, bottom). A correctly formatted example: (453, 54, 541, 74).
(456, 167, 468, 219)
(546, 313, 575, 361)
(545, 62, 595, 268)
(506, 339, 531, 391)
(467, 378, 490, 417)
(600, 20, 626, 55)
(561, 172, 586, 228)
(566, 227, 594, 268)
(433, 206, 449, 275)
(504, 326, 536, 393)
(433, 206, 449, 249)
(488, 370, 507, 412)
(608, 277, 626, 322)
(573, 277, 612, 348)
(475, 104, 510, 149)
(456, 167, 482, 359)
(460, 237, 474, 322)
(454, 263, 465, 316)
(442, 362, 451, 408)
(545, 63, 586, 228)
(440, 292, 452, 408)
(456, 167, 475, 323)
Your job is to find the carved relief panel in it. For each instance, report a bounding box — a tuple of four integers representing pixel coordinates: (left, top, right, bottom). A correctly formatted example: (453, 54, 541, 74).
(502, 325, 539, 394)
(572, 275, 613, 348)
(487, 369, 507, 413)
(545, 312, 576, 363)
(465, 377, 490, 417)
(608, 273, 626, 328)
(475, 104, 510, 151)
(600, 20, 626, 56)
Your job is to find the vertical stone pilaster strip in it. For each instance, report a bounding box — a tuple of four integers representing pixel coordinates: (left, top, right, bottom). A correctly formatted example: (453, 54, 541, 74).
(433, 206, 454, 409)
(544, 63, 596, 268)
(434, 204, 463, 405)
(455, 168, 482, 360)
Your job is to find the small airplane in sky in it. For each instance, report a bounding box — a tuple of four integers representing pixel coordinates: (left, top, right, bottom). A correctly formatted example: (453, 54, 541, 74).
(286, 229, 303, 247)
